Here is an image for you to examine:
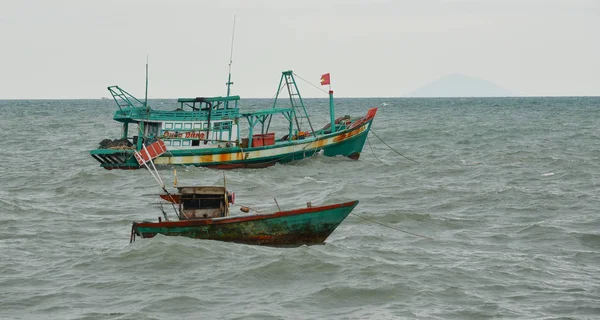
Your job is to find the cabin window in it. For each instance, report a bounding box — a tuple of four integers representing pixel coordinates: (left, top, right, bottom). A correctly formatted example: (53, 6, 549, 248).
(221, 121, 232, 130)
(203, 123, 209, 129)
(173, 140, 181, 147)
(183, 140, 191, 146)
(145, 122, 160, 137)
(193, 123, 202, 129)
(174, 123, 183, 130)
(192, 139, 199, 146)
(182, 196, 222, 210)
(164, 140, 172, 146)
(184, 123, 192, 130)
(165, 122, 174, 129)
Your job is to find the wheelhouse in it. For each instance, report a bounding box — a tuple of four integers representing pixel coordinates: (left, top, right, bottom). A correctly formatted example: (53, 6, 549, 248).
(176, 186, 230, 220)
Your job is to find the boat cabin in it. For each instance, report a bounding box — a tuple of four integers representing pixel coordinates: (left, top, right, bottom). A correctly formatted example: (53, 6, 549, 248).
(176, 186, 230, 220)
(107, 86, 243, 151)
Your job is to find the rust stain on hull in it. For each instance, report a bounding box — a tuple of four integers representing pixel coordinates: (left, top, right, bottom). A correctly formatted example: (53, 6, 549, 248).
(133, 201, 359, 246)
(347, 152, 361, 160)
(100, 108, 378, 169)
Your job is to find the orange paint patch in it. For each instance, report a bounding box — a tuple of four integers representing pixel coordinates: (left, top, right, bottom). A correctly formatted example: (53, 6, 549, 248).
(334, 126, 364, 143)
(333, 133, 347, 143)
(346, 128, 361, 139)
(218, 153, 232, 162)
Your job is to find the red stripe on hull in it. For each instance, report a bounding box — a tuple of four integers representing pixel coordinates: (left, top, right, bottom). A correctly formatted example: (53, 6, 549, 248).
(134, 201, 358, 228)
(103, 166, 139, 170)
(204, 162, 276, 170)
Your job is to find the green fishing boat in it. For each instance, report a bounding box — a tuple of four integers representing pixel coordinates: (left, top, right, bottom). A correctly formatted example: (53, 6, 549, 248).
(131, 182, 358, 246)
(90, 70, 377, 169)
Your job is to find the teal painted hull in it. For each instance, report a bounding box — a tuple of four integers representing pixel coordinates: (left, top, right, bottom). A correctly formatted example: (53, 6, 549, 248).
(90, 114, 376, 170)
(90, 70, 378, 170)
(133, 201, 358, 246)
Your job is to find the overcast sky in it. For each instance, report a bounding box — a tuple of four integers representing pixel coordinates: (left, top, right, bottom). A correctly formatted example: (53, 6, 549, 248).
(1, 0, 599, 99)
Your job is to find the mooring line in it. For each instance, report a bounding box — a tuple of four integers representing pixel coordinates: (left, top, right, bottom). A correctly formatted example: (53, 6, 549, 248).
(350, 212, 432, 240)
(369, 128, 419, 163)
(366, 136, 383, 163)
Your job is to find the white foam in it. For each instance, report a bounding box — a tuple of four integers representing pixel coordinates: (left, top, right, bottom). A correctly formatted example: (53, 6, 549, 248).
(542, 172, 555, 177)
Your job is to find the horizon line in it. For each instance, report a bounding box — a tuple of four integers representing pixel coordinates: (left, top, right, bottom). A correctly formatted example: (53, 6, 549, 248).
(1, 95, 600, 101)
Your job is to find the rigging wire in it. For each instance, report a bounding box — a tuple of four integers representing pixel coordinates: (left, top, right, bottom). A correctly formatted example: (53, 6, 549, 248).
(292, 72, 329, 95)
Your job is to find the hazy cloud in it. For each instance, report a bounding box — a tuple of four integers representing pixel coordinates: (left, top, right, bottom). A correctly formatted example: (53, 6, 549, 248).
(0, 0, 598, 98)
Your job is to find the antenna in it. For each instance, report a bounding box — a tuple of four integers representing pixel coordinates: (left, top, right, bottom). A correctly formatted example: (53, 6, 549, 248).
(225, 15, 236, 101)
(145, 55, 149, 112)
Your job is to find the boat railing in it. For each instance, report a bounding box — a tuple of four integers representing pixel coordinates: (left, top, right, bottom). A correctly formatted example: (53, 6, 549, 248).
(113, 108, 240, 121)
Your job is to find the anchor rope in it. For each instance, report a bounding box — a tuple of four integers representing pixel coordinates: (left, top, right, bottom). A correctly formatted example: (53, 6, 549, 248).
(369, 128, 419, 163)
(366, 136, 382, 163)
(349, 212, 432, 240)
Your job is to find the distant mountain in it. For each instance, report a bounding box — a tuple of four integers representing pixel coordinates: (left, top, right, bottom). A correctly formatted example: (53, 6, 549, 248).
(405, 74, 513, 97)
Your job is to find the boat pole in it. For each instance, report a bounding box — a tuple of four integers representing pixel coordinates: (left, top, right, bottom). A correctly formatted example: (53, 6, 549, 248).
(329, 88, 335, 133)
(274, 198, 281, 211)
(225, 15, 236, 107)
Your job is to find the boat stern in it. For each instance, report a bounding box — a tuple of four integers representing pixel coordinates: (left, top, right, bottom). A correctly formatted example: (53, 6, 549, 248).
(130, 221, 158, 242)
(90, 148, 140, 170)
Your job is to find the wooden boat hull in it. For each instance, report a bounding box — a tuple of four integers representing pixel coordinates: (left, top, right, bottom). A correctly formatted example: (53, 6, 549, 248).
(91, 108, 377, 170)
(132, 201, 358, 246)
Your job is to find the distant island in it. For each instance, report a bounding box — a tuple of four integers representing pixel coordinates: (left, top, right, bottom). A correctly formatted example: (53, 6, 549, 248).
(405, 74, 513, 97)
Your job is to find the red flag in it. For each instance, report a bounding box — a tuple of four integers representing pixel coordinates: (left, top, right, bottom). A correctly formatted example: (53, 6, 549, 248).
(320, 73, 330, 86)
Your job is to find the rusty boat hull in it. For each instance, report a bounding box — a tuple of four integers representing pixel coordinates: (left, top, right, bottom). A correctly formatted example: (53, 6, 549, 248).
(132, 200, 358, 246)
(92, 108, 377, 170)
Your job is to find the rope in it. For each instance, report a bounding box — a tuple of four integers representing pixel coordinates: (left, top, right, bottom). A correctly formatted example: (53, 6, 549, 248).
(136, 145, 181, 219)
(142, 143, 164, 186)
(366, 136, 382, 163)
(350, 212, 432, 240)
(369, 128, 419, 163)
(292, 72, 329, 95)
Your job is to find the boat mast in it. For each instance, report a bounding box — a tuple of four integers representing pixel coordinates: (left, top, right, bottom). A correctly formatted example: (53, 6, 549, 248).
(329, 85, 335, 134)
(144, 55, 149, 113)
(225, 15, 236, 107)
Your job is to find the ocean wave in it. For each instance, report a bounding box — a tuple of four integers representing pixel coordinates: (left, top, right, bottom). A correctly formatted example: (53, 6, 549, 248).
(3, 97, 600, 319)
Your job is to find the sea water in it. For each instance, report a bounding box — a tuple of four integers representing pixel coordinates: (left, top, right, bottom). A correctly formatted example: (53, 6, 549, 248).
(0, 97, 599, 319)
